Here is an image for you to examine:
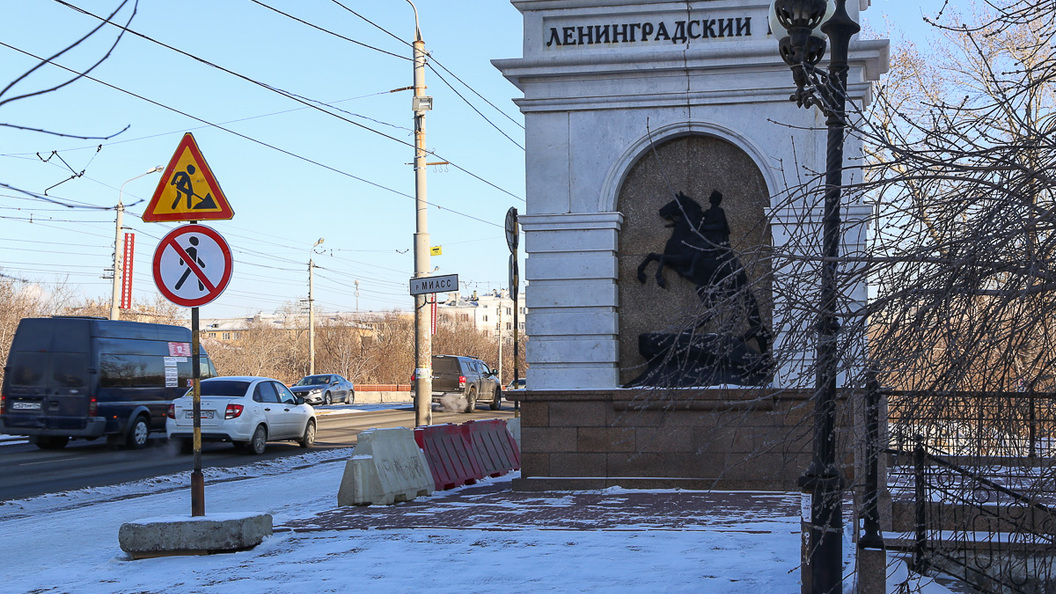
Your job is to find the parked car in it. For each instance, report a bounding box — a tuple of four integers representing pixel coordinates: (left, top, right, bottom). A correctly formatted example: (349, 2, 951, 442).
(411, 355, 502, 412)
(0, 317, 217, 450)
(289, 373, 354, 405)
(166, 376, 316, 455)
(505, 378, 526, 391)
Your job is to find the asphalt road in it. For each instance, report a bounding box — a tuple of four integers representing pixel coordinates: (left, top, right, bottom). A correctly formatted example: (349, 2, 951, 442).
(0, 403, 516, 502)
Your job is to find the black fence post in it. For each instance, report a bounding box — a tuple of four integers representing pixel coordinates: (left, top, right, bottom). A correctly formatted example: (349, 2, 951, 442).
(913, 439, 929, 573)
(860, 370, 885, 550)
(1029, 390, 1037, 458)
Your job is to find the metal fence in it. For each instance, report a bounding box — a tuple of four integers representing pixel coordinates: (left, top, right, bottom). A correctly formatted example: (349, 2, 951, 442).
(889, 441, 1056, 593)
(888, 391, 1056, 459)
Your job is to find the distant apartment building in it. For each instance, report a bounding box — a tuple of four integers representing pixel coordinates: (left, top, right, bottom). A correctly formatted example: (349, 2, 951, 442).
(201, 311, 372, 344)
(436, 289, 526, 339)
(199, 290, 524, 344)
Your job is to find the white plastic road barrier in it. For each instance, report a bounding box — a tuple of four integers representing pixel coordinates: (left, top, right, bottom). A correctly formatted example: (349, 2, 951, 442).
(505, 418, 521, 451)
(337, 427, 434, 506)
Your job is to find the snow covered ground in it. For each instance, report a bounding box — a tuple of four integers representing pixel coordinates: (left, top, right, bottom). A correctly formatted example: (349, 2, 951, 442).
(0, 447, 952, 593)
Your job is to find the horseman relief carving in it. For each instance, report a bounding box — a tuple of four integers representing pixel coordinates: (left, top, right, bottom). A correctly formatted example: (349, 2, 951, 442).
(627, 190, 773, 387)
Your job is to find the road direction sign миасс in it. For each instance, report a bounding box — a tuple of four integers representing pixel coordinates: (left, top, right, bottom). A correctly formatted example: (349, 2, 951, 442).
(153, 224, 233, 307)
(410, 274, 458, 296)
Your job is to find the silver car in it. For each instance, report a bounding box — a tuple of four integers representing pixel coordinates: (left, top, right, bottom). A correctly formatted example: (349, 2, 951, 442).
(290, 374, 355, 406)
(166, 376, 316, 455)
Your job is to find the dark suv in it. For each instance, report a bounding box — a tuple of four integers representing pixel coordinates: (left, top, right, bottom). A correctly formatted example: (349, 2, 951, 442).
(413, 355, 502, 412)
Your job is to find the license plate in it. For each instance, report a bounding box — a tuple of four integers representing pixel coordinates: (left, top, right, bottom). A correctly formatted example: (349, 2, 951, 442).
(11, 401, 41, 411)
(184, 410, 215, 419)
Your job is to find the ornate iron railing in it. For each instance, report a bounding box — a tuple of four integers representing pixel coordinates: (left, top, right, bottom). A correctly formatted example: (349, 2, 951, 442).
(888, 441, 1056, 593)
(888, 391, 1056, 460)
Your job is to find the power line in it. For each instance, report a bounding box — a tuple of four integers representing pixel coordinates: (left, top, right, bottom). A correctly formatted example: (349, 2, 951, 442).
(0, 41, 508, 226)
(52, 0, 523, 205)
(428, 63, 524, 151)
(0, 89, 404, 158)
(246, 0, 409, 62)
(327, 0, 524, 135)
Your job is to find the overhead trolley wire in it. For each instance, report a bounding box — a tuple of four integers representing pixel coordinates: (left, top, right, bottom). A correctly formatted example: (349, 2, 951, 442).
(246, 0, 409, 62)
(326, 0, 524, 133)
(427, 64, 524, 151)
(52, 0, 523, 207)
(0, 42, 503, 228)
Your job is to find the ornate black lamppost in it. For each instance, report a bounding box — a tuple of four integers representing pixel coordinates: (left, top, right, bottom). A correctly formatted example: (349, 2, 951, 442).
(770, 0, 860, 592)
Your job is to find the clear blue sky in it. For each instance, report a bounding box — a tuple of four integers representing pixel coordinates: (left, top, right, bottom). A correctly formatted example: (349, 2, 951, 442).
(0, 1, 941, 319)
(1, 0, 525, 318)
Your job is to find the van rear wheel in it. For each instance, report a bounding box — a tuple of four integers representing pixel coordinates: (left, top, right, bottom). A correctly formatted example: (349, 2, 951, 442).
(127, 415, 150, 449)
(33, 435, 69, 450)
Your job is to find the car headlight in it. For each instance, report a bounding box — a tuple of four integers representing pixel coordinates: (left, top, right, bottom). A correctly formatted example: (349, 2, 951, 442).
(310, 388, 323, 395)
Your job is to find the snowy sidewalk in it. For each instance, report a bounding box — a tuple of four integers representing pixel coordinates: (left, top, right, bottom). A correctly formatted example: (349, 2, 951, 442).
(0, 448, 950, 593)
(286, 480, 802, 533)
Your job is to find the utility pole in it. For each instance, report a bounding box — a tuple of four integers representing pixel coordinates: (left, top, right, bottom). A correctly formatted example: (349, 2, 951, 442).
(110, 166, 161, 320)
(497, 300, 503, 382)
(110, 203, 124, 320)
(309, 237, 324, 376)
(409, 0, 433, 428)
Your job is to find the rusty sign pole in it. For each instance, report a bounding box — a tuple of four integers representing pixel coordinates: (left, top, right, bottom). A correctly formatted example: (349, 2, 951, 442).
(191, 300, 204, 516)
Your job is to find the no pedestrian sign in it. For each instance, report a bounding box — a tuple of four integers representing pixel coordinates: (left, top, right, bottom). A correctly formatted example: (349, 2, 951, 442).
(153, 224, 233, 307)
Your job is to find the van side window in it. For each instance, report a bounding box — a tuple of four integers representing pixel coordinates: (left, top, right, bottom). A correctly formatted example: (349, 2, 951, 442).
(203, 357, 218, 379)
(100, 354, 164, 387)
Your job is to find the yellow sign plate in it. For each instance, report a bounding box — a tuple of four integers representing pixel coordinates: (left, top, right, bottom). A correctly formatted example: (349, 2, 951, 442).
(142, 133, 234, 222)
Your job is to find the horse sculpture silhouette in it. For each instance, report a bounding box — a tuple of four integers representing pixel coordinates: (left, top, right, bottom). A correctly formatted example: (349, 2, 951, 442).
(629, 190, 772, 387)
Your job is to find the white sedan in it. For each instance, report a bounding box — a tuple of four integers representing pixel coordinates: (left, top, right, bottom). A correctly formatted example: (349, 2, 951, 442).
(166, 376, 316, 455)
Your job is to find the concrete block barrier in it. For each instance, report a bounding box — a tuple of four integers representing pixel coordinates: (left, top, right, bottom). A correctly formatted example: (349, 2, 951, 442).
(119, 513, 272, 559)
(338, 427, 433, 506)
(463, 419, 521, 478)
(414, 423, 484, 491)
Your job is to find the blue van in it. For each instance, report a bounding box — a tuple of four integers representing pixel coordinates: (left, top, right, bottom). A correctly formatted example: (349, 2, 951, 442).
(0, 317, 217, 449)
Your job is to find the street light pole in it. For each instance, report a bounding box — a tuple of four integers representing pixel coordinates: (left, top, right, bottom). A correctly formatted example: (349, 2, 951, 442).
(408, 0, 433, 428)
(309, 237, 324, 376)
(770, 1, 859, 592)
(110, 166, 162, 320)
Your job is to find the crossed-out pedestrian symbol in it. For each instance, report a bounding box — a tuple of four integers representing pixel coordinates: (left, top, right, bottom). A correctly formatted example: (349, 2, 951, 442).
(174, 236, 206, 291)
(153, 224, 233, 308)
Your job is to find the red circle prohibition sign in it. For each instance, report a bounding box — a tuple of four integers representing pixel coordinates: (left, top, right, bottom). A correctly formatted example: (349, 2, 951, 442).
(152, 224, 233, 307)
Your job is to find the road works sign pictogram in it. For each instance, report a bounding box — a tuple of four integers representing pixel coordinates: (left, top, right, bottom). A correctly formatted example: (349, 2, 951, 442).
(153, 224, 233, 307)
(143, 133, 234, 222)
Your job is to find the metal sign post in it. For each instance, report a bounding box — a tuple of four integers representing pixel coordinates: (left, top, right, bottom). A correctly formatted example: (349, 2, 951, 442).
(152, 223, 233, 517)
(505, 207, 520, 412)
(190, 306, 203, 516)
(145, 133, 233, 518)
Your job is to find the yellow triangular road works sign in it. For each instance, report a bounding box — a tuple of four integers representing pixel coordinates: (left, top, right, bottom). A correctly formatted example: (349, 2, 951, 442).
(143, 133, 234, 222)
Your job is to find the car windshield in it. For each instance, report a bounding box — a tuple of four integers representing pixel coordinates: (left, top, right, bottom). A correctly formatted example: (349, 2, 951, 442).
(192, 379, 251, 397)
(294, 375, 328, 386)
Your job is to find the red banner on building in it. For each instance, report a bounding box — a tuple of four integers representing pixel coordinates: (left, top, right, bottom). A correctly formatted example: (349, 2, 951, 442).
(120, 232, 135, 309)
